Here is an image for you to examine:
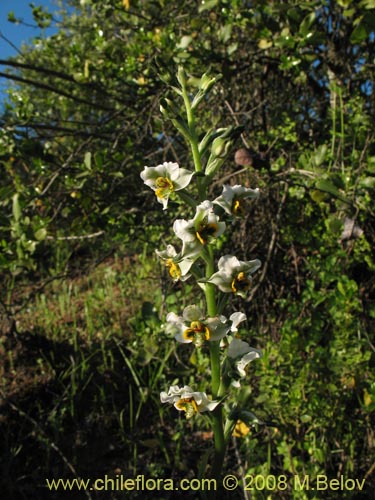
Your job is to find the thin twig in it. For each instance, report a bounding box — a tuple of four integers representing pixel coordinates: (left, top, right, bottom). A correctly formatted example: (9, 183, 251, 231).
(0, 31, 22, 55)
(364, 460, 375, 481)
(46, 230, 105, 241)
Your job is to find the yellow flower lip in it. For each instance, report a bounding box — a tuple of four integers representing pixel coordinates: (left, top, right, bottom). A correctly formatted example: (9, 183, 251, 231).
(166, 259, 181, 280)
(231, 271, 251, 293)
(232, 198, 245, 216)
(155, 176, 174, 199)
(183, 320, 210, 343)
(175, 397, 199, 418)
(195, 222, 219, 245)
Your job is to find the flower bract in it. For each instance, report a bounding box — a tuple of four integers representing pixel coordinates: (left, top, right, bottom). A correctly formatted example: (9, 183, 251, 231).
(140, 162, 194, 210)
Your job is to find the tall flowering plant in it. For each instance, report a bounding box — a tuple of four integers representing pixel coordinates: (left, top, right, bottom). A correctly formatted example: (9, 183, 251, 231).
(140, 68, 262, 481)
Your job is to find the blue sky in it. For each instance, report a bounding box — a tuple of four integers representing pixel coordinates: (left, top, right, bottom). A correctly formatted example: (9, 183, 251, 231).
(0, 0, 57, 57)
(0, 0, 58, 103)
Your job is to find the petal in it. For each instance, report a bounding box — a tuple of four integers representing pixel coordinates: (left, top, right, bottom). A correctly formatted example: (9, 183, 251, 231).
(155, 244, 177, 260)
(154, 163, 171, 177)
(183, 305, 203, 322)
(166, 312, 181, 323)
(160, 385, 183, 403)
(197, 200, 213, 212)
(181, 240, 202, 259)
(227, 337, 252, 358)
(163, 162, 180, 180)
(156, 194, 169, 210)
(215, 221, 226, 238)
(178, 257, 195, 277)
(165, 312, 184, 336)
(232, 185, 259, 199)
(173, 168, 194, 190)
(207, 270, 232, 293)
(242, 348, 262, 364)
(200, 400, 220, 412)
(192, 392, 219, 412)
(173, 219, 196, 242)
(175, 332, 193, 343)
(140, 166, 157, 183)
(221, 184, 236, 202)
(205, 316, 229, 341)
(217, 255, 241, 273)
(240, 258, 262, 274)
(230, 312, 247, 332)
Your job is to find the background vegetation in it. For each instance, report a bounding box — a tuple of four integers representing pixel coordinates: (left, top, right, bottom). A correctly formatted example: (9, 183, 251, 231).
(1, 0, 374, 498)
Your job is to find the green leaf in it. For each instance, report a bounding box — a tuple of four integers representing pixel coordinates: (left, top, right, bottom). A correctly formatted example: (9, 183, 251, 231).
(359, 176, 375, 189)
(310, 189, 329, 203)
(350, 21, 368, 43)
(198, 0, 218, 13)
(299, 12, 316, 38)
(84, 151, 92, 170)
(12, 194, 21, 222)
(312, 144, 328, 167)
(314, 179, 350, 204)
(326, 216, 343, 235)
(34, 227, 47, 241)
(360, 0, 375, 8)
(7, 11, 17, 23)
(177, 35, 192, 50)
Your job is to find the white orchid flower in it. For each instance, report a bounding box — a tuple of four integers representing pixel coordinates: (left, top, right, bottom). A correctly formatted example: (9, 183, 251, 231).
(160, 384, 219, 418)
(207, 255, 261, 298)
(227, 337, 262, 386)
(173, 200, 226, 249)
(155, 244, 197, 282)
(213, 184, 259, 217)
(166, 305, 229, 347)
(140, 162, 194, 210)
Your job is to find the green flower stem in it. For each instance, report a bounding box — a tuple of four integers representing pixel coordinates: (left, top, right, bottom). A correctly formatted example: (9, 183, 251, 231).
(179, 73, 204, 196)
(204, 245, 226, 481)
(224, 416, 236, 443)
(210, 407, 226, 481)
(205, 247, 220, 395)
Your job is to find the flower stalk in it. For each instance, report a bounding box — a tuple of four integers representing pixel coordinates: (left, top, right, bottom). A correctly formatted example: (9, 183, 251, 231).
(140, 67, 263, 485)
